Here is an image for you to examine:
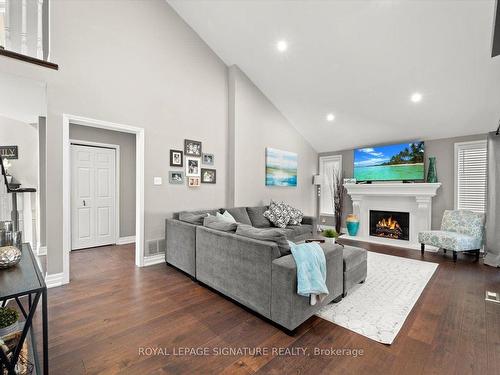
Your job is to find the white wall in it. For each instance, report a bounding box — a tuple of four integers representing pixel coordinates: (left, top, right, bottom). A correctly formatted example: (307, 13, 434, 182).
(229, 66, 317, 214)
(0, 115, 38, 188)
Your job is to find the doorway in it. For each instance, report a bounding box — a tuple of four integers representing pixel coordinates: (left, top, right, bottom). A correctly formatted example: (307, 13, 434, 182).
(70, 143, 118, 250)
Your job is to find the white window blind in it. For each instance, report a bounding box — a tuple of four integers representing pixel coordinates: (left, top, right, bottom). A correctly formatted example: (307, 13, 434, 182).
(455, 140, 487, 213)
(319, 155, 342, 216)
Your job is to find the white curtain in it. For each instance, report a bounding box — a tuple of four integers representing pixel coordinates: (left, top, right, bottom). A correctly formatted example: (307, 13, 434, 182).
(484, 132, 500, 267)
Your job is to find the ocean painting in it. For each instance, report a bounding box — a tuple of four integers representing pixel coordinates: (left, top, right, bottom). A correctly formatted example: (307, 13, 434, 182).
(266, 148, 298, 186)
(354, 142, 425, 181)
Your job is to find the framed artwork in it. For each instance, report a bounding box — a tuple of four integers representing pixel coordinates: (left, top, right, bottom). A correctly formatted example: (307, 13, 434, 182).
(188, 176, 200, 187)
(184, 139, 202, 157)
(169, 171, 184, 184)
(201, 168, 216, 184)
(170, 149, 183, 167)
(265, 148, 298, 187)
(186, 156, 201, 176)
(202, 153, 214, 165)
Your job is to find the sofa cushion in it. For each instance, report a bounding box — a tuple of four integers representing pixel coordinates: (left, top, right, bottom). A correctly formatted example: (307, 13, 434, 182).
(263, 201, 291, 228)
(203, 216, 237, 232)
(178, 210, 219, 225)
(285, 204, 304, 226)
(418, 230, 482, 251)
(284, 224, 313, 239)
(342, 245, 368, 272)
(246, 206, 272, 228)
(226, 207, 252, 225)
(236, 224, 290, 256)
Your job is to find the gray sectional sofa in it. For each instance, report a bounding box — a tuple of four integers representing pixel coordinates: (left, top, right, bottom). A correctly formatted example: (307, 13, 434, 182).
(165, 206, 345, 331)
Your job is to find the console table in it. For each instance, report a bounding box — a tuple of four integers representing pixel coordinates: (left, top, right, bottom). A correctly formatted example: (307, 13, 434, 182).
(0, 243, 48, 374)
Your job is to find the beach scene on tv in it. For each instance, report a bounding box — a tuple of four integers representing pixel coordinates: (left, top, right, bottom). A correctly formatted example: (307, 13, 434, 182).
(354, 141, 425, 181)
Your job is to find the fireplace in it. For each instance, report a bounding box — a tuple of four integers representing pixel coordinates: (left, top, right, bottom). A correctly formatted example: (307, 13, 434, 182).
(369, 210, 410, 241)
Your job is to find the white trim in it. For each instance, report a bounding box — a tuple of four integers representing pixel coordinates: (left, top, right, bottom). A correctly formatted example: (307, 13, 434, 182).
(454, 140, 488, 211)
(69, 139, 121, 247)
(62, 114, 145, 287)
(116, 235, 136, 245)
(45, 272, 64, 289)
(143, 253, 165, 267)
(38, 245, 47, 255)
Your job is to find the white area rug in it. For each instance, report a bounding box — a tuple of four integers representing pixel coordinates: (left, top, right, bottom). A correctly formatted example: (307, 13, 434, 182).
(316, 251, 438, 344)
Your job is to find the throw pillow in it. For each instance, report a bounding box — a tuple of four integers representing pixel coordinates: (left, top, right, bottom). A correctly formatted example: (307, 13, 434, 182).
(285, 204, 304, 226)
(236, 224, 290, 256)
(178, 211, 208, 225)
(203, 216, 237, 232)
(246, 206, 272, 228)
(225, 207, 252, 225)
(217, 211, 237, 223)
(263, 201, 291, 229)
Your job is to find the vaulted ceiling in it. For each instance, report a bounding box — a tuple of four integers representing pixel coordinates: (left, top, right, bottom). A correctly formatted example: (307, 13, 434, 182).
(169, 0, 500, 152)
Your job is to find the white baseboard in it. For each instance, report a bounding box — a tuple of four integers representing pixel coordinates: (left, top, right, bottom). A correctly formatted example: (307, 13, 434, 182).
(45, 272, 65, 288)
(116, 236, 136, 245)
(38, 246, 47, 255)
(143, 253, 165, 267)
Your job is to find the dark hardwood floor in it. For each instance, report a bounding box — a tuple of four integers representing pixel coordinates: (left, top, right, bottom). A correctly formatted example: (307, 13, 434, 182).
(37, 240, 500, 374)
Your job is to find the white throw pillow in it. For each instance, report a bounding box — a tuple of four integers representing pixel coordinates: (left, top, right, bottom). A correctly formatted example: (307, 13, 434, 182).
(217, 211, 237, 223)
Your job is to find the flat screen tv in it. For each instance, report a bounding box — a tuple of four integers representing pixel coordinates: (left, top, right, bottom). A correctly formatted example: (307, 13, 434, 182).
(354, 141, 425, 182)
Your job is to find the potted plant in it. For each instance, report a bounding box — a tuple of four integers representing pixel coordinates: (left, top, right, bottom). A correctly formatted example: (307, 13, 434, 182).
(0, 307, 19, 338)
(322, 228, 339, 244)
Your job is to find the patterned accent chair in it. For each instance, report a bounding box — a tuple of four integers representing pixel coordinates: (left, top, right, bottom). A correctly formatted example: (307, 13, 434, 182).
(419, 210, 486, 262)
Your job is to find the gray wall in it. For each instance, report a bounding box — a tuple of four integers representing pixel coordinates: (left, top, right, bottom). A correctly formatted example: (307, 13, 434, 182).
(228, 66, 317, 215)
(319, 133, 487, 230)
(69, 124, 136, 238)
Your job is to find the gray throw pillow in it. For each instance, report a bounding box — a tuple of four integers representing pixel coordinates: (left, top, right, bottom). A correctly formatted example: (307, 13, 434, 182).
(263, 201, 291, 228)
(179, 211, 209, 225)
(236, 224, 290, 256)
(246, 206, 272, 228)
(226, 207, 252, 225)
(203, 216, 237, 232)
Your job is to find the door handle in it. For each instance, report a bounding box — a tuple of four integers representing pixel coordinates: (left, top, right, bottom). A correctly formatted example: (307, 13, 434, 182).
(83, 200, 86, 207)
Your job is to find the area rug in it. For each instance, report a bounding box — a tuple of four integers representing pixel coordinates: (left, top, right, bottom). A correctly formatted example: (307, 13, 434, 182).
(316, 251, 438, 344)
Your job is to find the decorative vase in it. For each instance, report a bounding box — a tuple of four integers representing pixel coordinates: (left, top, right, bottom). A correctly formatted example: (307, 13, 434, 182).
(346, 214, 360, 236)
(426, 156, 438, 183)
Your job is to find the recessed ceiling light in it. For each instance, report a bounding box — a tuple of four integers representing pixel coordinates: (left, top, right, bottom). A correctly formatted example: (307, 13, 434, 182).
(411, 92, 422, 103)
(276, 40, 288, 52)
(326, 113, 335, 122)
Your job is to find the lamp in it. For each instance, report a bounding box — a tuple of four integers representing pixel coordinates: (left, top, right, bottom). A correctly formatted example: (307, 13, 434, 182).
(313, 175, 322, 196)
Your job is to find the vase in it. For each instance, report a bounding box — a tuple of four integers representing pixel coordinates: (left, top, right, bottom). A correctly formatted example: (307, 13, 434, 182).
(346, 214, 360, 236)
(427, 156, 438, 183)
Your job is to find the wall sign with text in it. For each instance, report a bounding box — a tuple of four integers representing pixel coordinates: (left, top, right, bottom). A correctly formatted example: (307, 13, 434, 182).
(0, 146, 18, 159)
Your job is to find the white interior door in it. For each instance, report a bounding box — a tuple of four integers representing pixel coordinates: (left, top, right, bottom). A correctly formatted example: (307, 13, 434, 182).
(71, 145, 116, 250)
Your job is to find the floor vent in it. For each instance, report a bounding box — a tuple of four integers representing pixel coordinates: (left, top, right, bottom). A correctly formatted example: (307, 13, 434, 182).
(485, 291, 500, 304)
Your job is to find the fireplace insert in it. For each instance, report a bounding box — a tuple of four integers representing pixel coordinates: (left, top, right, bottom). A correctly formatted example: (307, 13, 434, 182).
(369, 210, 410, 241)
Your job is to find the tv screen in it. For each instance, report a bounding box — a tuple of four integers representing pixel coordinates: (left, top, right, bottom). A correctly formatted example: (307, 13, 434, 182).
(354, 141, 425, 182)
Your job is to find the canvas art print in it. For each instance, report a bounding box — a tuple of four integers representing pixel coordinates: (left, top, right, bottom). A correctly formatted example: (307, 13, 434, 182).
(185, 139, 202, 156)
(201, 168, 216, 184)
(188, 176, 200, 187)
(265, 148, 298, 187)
(170, 149, 183, 167)
(186, 157, 200, 176)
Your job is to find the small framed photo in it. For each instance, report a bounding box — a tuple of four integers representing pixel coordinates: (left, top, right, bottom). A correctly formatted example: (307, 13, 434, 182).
(188, 176, 200, 187)
(184, 139, 202, 157)
(170, 149, 183, 167)
(169, 171, 184, 184)
(201, 168, 216, 184)
(343, 178, 357, 184)
(186, 156, 201, 176)
(202, 153, 214, 165)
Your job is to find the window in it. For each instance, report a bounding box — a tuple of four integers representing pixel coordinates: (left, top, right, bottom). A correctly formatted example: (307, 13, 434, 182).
(319, 155, 342, 216)
(454, 140, 487, 213)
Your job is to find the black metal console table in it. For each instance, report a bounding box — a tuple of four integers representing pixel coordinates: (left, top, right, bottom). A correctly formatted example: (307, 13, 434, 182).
(0, 243, 48, 374)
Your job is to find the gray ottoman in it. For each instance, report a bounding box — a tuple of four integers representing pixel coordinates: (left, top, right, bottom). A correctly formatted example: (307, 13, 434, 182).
(342, 245, 367, 297)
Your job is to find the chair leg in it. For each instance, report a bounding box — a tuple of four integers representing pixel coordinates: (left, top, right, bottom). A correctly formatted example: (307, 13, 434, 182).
(443, 249, 447, 254)
(453, 251, 457, 262)
(421, 243, 425, 255)
(475, 250, 480, 262)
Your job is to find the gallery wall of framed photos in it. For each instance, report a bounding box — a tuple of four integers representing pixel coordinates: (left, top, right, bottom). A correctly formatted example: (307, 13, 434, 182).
(169, 139, 217, 187)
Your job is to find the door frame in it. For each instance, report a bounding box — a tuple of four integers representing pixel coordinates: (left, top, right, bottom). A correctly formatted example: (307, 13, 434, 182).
(62, 114, 145, 285)
(69, 140, 120, 250)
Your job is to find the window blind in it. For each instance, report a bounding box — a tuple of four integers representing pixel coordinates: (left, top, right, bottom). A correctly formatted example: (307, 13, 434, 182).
(455, 141, 487, 213)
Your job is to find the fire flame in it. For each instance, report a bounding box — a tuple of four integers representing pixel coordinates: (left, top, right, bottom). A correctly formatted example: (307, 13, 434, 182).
(377, 216, 401, 231)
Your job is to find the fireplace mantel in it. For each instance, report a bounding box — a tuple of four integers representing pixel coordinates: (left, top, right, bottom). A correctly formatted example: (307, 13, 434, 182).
(343, 183, 441, 250)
